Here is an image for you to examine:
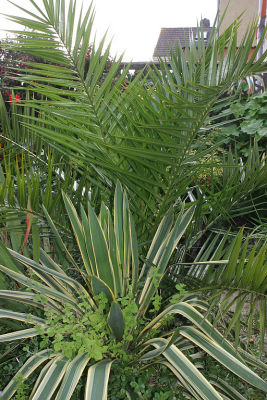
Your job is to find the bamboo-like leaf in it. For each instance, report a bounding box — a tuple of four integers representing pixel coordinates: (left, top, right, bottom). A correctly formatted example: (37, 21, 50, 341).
(85, 360, 113, 400)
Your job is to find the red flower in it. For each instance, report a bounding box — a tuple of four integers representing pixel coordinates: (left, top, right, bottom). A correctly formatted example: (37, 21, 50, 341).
(9, 93, 21, 103)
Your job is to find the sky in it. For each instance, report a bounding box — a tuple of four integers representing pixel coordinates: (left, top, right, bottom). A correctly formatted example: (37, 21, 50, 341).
(0, 0, 218, 61)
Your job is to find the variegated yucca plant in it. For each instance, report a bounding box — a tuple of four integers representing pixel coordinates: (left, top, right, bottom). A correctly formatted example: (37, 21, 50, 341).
(0, 183, 266, 399)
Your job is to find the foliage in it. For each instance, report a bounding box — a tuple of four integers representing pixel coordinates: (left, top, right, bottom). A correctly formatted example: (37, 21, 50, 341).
(169, 228, 267, 353)
(0, 0, 266, 398)
(0, 0, 267, 240)
(217, 89, 267, 157)
(0, 183, 266, 399)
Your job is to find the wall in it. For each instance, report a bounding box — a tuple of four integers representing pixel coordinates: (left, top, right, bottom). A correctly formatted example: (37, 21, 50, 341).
(219, 0, 258, 46)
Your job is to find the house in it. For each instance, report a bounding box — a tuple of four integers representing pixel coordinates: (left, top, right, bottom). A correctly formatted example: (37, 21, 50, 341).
(153, 0, 267, 61)
(152, 18, 212, 61)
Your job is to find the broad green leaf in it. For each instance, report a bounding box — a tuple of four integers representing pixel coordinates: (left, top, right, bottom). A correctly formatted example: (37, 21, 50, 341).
(91, 275, 115, 303)
(107, 301, 125, 340)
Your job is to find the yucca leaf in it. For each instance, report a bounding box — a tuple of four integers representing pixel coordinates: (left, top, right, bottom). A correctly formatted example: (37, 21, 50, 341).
(210, 377, 247, 400)
(62, 192, 92, 275)
(180, 326, 267, 392)
(85, 360, 113, 400)
(146, 338, 223, 400)
(0, 264, 81, 312)
(107, 301, 125, 340)
(30, 355, 69, 400)
(138, 206, 195, 313)
(87, 202, 116, 293)
(0, 308, 45, 325)
(0, 327, 40, 342)
(55, 353, 90, 400)
(138, 301, 242, 361)
(91, 275, 115, 303)
(0, 350, 53, 400)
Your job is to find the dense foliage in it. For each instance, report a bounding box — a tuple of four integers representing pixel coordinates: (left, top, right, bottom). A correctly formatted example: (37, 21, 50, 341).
(217, 89, 267, 157)
(0, 0, 266, 399)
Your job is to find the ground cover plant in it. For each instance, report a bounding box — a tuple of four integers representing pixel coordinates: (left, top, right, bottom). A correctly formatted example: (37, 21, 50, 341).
(0, 0, 266, 398)
(216, 89, 267, 157)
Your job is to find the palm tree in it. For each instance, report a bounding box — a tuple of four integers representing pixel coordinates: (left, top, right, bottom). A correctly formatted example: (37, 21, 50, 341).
(0, 1, 266, 397)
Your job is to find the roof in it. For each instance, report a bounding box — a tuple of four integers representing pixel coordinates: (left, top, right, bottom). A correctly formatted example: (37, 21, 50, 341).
(153, 26, 212, 59)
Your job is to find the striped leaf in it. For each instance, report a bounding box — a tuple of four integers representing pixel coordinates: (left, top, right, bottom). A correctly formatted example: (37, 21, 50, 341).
(31, 355, 69, 400)
(0, 350, 53, 400)
(87, 202, 116, 294)
(0, 327, 40, 342)
(146, 338, 223, 400)
(0, 308, 45, 325)
(85, 360, 113, 400)
(138, 205, 195, 313)
(180, 326, 267, 392)
(55, 353, 90, 400)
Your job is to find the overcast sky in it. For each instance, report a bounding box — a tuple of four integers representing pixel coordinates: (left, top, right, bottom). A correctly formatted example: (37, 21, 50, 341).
(0, 0, 218, 61)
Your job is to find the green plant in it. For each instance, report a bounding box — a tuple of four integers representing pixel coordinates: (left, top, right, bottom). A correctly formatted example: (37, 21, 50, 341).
(0, 183, 266, 399)
(217, 90, 267, 157)
(1, 0, 267, 242)
(182, 229, 267, 353)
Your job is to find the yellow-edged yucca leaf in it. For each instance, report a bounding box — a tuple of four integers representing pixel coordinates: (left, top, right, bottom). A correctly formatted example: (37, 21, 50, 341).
(30, 355, 69, 400)
(158, 360, 203, 400)
(138, 301, 243, 361)
(210, 377, 248, 400)
(100, 202, 122, 296)
(0, 308, 45, 325)
(0, 327, 40, 342)
(55, 353, 91, 400)
(87, 202, 116, 294)
(0, 290, 48, 310)
(0, 263, 82, 311)
(85, 360, 113, 400)
(138, 205, 195, 313)
(10, 248, 89, 299)
(91, 275, 115, 302)
(146, 338, 223, 400)
(179, 326, 267, 392)
(0, 241, 22, 273)
(62, 192, 92, 275)
(0, 350, 54, 400)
